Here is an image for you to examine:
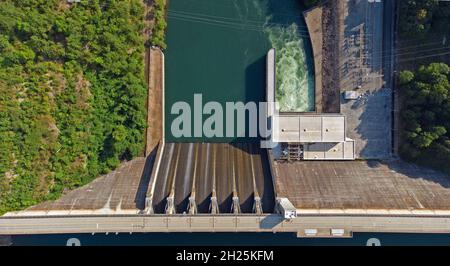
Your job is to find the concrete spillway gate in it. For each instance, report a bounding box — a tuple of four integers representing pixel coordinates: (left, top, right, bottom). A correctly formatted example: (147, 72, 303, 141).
(145, 143, 275, 215)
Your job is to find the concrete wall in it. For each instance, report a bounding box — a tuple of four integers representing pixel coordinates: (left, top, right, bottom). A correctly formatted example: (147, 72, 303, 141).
(303, 140, 355, 160)
(304, 6, 324, 113)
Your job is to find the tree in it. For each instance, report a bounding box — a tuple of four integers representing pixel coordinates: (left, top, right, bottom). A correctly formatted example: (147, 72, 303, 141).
(398, 0, 450, 37)
(399, 63, 450, 173)
(398, 70, 414, 85)
(0, 0, 149, 214)
(150, 0, 167, 49)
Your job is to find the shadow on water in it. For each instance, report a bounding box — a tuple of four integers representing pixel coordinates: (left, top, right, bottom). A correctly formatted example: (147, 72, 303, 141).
(263, 0, 308, 28)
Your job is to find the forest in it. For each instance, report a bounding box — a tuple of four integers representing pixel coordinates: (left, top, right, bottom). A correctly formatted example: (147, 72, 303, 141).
(399, 64, 450, 173)
(397, 0, 450, 173)
(398, 0, 449, 37)
(0, 0, 148, 214)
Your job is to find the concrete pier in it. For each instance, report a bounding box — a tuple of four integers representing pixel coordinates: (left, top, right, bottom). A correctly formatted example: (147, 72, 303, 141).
(146, 47, 164, 156)
(304, 6, 324, 113)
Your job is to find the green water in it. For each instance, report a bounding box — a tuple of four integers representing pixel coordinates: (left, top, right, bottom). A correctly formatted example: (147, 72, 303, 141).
(165, 0, 315, 142)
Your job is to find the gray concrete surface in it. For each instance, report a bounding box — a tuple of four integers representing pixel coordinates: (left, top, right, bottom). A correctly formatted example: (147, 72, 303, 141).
(22, 156, 155, 214)
(339, 0, 392, 159)
(1, 214, 450, 235)
(273, 159, 450, 210)
(151, 143, 275, 214)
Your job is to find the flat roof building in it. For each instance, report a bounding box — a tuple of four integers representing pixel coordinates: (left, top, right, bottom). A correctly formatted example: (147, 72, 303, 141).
(274, 114, 346, 143)
(266, 49, 355, 160)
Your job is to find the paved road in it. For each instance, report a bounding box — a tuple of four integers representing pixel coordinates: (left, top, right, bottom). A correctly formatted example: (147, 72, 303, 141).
(1, 214, 450, 235)
(383, 0, 398, 155)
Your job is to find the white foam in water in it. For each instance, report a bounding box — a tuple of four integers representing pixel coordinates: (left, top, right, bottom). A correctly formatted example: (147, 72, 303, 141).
(265, 23, 314, 112)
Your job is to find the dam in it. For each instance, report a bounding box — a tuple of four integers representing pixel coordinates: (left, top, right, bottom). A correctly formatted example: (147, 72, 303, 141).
(3, 0, 450, 239)
(148, 143, 274, 215)
(143, 0, 316, 215)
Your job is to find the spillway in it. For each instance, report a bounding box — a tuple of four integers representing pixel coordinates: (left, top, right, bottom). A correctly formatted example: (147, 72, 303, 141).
(148, 143, 275, 215)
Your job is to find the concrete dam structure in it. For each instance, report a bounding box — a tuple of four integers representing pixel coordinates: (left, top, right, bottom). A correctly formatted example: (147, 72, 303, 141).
(146, 143, 275, 215)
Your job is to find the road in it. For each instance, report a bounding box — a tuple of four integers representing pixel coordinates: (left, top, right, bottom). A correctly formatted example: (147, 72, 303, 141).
(383, 0, 398, 155)
(1, 214, 450, 235)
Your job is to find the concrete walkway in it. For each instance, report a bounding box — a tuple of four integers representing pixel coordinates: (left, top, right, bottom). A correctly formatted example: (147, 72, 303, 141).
(146, 47, 164, 156)
(1, 214, 450, 235)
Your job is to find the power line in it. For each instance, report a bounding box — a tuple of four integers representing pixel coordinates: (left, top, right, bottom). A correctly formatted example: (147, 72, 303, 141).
(338, 46, 450, 68)
(364, 45, 450, 59)
(167, 12, 311, 33)
(167, 14, 312, 38)
(397, 51, 450, 63)
(168, 10, 310, 29)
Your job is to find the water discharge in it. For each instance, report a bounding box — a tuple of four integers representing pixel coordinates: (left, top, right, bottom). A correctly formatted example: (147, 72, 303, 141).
(266, 23, 315, 112)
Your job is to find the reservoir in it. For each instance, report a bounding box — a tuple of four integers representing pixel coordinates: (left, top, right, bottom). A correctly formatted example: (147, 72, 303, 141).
(165, 0, 315, 142)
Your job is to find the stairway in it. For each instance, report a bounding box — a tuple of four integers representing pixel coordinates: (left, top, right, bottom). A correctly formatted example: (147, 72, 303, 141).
(287, 144, 303, 161)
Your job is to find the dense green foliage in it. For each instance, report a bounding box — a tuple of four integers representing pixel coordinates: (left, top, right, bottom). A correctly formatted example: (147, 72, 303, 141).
(399, 63, 450, 173)
(397, 1, 450, 173)
(0, 0, 147, 214)
(399, 0, 450, 37)
(149, 0, 167, 49)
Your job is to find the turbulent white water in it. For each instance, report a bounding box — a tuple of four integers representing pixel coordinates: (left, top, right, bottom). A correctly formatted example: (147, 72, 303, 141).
(265, 22, 315, 112)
